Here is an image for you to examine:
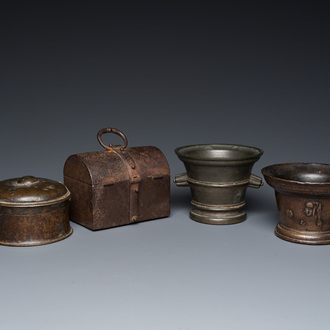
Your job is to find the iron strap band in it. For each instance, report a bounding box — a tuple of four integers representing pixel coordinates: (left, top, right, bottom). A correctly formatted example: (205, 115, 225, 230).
(191, 200, 245, 211)
(113, 149, 140, 222)
(187, 177, 250, 188)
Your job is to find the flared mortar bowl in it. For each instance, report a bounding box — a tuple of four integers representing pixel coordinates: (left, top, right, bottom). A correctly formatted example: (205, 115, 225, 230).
(262, 163, 330, 245)
(175, 144, 263, 225)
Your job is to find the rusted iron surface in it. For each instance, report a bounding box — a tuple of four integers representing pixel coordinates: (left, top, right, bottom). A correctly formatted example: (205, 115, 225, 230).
(175, 144, 263, 225)
(63, 127, 170, 230)
(262, 163, 330, 245)
(0, 176, 72, 246)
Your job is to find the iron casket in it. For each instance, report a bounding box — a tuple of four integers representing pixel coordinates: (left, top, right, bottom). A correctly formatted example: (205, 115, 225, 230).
(63, 128, 170, 230)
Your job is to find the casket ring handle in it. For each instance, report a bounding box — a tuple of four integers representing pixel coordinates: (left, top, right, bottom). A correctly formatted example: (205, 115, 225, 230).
(97, 127, 128, 151)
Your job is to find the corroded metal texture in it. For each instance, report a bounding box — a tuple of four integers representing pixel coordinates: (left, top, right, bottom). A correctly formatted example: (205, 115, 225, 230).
(175, 144, 263, 225)
(0, 176, 72, 246)
(262, 163, 330, 245)
(63, 127, 170, 230)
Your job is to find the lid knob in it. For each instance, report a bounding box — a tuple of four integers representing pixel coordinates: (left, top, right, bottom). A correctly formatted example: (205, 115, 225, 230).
(17, 176, 39, 185)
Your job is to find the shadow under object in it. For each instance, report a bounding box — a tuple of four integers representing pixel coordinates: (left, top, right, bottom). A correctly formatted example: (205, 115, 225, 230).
(174, 144, 263, 225)
(0, 176, 72, 246)
(262, 163, 330, 245)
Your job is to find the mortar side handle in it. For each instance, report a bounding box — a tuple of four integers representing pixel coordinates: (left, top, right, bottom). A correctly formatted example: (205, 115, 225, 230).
(248, 174, 263, 188)
(174, 173, 189, 187)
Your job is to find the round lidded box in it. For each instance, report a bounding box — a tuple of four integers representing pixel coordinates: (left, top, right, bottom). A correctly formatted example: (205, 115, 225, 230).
(0, 175, 72, 246)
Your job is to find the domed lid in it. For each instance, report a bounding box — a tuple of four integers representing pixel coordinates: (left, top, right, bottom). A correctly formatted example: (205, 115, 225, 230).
(0, 176, 71, 207)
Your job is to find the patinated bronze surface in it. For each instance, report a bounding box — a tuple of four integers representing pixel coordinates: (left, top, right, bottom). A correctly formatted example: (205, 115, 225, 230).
(63, 127, 170, 230)
(175, 144, 263, 224)
(262, 163, 330, 245)
(0, 176, 72, 246)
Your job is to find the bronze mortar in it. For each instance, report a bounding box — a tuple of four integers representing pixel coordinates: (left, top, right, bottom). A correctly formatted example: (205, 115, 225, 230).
(175, 144, 263, 224)
(262, 163, 330, 245)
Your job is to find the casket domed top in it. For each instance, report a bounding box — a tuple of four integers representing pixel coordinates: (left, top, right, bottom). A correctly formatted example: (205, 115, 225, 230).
(63, 147, 169, 186)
